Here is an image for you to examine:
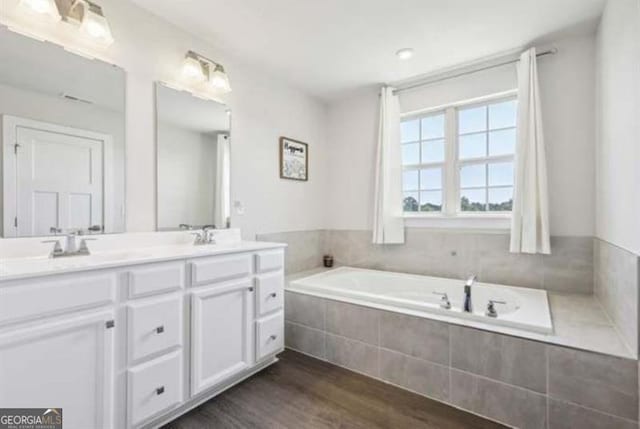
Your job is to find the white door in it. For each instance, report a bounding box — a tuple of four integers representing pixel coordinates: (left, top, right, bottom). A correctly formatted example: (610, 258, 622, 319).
(14, 125, 104, 236)
(0, 311, 115, 429)
(190, 280, 254, 396)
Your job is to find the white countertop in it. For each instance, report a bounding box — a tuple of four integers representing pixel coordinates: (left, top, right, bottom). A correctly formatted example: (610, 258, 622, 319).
(0, 241, 286, 282)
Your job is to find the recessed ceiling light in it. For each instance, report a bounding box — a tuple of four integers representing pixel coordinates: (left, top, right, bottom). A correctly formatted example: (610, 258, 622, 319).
(396, 48, 414, 60)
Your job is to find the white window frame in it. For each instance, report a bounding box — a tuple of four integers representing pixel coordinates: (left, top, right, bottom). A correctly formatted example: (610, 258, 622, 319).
(400, 90, 517, 229)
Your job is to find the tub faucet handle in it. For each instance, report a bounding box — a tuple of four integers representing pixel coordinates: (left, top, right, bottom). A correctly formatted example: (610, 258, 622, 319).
(486, 300, 507, 318)
(433, 292, 451, 310)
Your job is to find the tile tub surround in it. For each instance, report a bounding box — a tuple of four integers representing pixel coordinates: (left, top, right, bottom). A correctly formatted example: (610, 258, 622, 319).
(594, 238, 640, 356)
(284, 291, 639, 429)
(256, 230, 326, 274)
(258, 229, 594, 294)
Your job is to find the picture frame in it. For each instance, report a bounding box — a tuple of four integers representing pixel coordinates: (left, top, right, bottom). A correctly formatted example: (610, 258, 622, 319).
(279, 136, 308, 181)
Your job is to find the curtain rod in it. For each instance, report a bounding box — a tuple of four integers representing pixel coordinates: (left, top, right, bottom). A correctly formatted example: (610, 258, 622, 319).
(393, 48, 558, 95)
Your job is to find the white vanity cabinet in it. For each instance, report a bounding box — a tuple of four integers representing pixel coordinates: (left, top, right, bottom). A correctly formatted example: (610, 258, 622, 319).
(0, 273, 117, 429)
(0, 243, 286, 429)
(190, 279, 254, 396)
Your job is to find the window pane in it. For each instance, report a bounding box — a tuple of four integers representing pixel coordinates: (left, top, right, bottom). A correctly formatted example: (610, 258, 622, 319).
(460, 164, 486, 188)
(488, 187, 513, 211)
(461, 188, 486, 211)
(421, 114, 445, 139)
(403, 170, 419, 190)
(488, 162, 514, 186)
(421, 139, 445, 163)
(459, 105, 487, 134)
(420, 191, 442, 212)
(403, 192, 419, 212)
(489, 129, 516, 156)
(459, 133, 486, 159)
(489, 100, 517, 129)
(402, 143, 419, 165)
(420, 168, 442, 190)
(401, 119, 419, 143)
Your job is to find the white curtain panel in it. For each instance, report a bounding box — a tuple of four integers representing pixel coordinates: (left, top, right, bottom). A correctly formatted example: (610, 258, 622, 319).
(510, 48, 551, 254)
(372, 86, 405, 244)
(214, 134, 231, 229)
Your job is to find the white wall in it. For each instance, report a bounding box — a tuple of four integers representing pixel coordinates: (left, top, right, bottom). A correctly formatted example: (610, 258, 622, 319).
(157, 123, 216, 229)
(595, 0, 640, 254)
(326, 33, 597, 237)
(0, 0, 329, 239)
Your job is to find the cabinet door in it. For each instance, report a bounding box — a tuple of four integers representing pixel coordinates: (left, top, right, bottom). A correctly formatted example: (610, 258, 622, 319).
(0, 311, 115, 429)
(190, 280, 254, 396)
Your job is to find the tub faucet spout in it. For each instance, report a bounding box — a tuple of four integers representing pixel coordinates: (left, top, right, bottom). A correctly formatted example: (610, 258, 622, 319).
(464, 275, 476, 313)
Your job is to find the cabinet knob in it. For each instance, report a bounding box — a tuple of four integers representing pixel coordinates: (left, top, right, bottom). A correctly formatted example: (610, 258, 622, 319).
(269, 292, 277, 298)
(269, 334, 278, 341)
(156, 326, 164, 334)
(156, 386, 165, 395)
(248, 287, 254, 292)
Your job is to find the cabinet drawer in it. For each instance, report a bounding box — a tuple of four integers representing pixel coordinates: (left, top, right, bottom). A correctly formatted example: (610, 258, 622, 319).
(0, 273, 115, 326)
(127, 295, 183, 364)
(255, 272, 284, 317)
(256, 311, 284, 361)
(255, 250, 284, 273)
(128, 262, 184, 298)
(127, 351, 183, 428)
(190, 254, 252, 286)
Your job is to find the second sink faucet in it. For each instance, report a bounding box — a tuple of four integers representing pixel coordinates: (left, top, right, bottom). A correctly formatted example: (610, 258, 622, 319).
(463, 275, 476, 313)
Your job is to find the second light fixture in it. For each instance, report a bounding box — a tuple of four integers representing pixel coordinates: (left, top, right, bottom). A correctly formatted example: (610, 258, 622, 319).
(182, 50, 232, 94)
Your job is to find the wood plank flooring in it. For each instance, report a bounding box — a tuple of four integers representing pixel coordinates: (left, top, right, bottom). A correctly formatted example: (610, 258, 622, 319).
(162, 350, 507, 429)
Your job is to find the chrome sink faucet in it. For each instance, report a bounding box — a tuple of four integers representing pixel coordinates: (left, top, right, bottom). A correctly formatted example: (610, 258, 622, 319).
(463, 275, 476, 313)
(43, 228, 96, 258)
(191, 225, 217, 245)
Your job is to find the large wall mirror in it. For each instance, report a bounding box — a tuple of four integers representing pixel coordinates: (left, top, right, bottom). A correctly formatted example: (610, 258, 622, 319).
(0, 28, 126, 238)
(155, 83, 231, 231)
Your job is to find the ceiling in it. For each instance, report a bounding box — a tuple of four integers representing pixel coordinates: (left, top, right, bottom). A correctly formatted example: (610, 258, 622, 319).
(132, 0, 606, 101)
(0, 27, 124, 111)
(157, 84, 230, 134)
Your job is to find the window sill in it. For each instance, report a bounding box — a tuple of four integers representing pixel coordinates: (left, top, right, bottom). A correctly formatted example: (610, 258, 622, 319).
(402, 213, 511, 231)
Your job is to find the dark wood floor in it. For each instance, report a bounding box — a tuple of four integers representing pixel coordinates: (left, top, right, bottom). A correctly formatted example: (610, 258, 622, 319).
(162, 350, 506, 429)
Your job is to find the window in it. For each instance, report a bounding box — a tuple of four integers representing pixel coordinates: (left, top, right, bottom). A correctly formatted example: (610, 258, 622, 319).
(401, 94, 517, 217)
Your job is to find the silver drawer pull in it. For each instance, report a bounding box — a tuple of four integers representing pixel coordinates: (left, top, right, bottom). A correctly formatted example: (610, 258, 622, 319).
(156, 386, 165, 395)
(248, 287, 254, 292)
(156, 326, 164, 334)
(269, 334, 277, 341)
(269, 292, 277, 298)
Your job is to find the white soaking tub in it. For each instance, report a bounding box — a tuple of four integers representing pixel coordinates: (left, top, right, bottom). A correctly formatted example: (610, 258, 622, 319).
(289, 267, 553, 334)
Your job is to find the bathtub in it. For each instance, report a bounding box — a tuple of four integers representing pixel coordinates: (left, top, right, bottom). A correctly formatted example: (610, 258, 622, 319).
(289, 267, 553, 334)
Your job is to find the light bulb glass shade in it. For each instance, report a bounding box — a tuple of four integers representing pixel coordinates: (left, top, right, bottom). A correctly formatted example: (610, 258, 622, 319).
(79, 5, 114, 46)
(209, 66, 232, 93)
(18, 0, 61, 21)
(182, 55, 206, 82)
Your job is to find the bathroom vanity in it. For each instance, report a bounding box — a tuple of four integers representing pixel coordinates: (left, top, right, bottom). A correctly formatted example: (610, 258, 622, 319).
(0, 237, 286, 429)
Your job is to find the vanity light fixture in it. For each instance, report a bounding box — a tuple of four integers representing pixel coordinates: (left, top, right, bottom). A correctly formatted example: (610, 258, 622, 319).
(76, 0, 114, 46)
(181, 50, 232, 94)
(396, 48, 414, 60)
(17, 0, 61, 21)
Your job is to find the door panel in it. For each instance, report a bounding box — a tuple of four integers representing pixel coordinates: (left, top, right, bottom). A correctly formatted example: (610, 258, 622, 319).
(190, 280, 254, 396)
(16, 126, 103, 236)
(0, 311, 115, 429)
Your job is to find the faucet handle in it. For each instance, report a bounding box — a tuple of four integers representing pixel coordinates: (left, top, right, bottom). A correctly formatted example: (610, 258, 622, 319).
(465, 275, 477, 287)
(486, 300, 507, 318)
(42, 240, 64, 258)
(432, 292, 452, 310)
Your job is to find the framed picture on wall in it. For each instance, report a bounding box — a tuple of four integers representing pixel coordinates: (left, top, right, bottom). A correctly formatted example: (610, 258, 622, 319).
(279, 137, 308, 181)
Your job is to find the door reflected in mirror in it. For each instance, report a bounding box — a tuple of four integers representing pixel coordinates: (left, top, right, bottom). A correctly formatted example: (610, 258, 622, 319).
(155, 83, 231, 231)
(0, 27, 126, 238)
